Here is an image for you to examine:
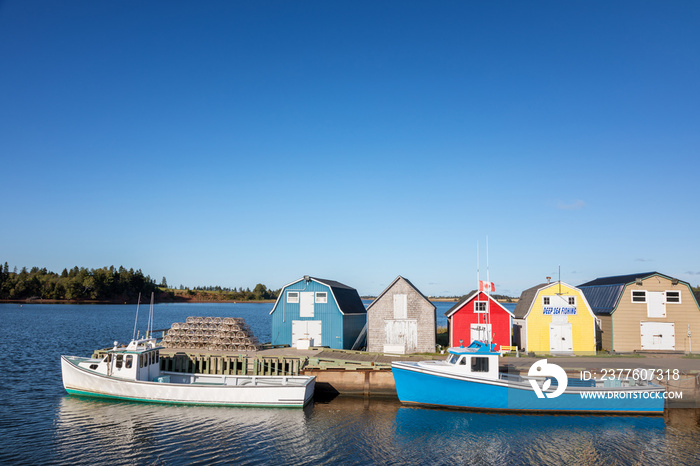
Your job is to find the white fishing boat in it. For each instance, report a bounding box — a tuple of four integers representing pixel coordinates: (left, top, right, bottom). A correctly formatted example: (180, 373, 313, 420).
(61, 294, 315, 408)
(61, 338, 316, 408)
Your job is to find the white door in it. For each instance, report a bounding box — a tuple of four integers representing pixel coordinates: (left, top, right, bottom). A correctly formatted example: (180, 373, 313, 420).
(470, 323, 492, 342)
(647, 292, 666, 318)
(393, 294, 407, 319)
(549, 323, 573, 352)
(384, 320, 417, 353)
(292, 320, 322, 346)
(640, 322, 675, 350)
(300, 292, 315, 317)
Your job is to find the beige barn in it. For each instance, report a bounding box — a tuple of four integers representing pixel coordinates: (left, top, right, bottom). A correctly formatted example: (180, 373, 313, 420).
(579, 272, 700, 353)
(366, 276, 436, 354)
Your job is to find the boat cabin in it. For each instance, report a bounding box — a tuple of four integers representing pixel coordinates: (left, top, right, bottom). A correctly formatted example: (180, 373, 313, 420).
(438, 341, 500, 381)
(77, 338, 162, 381)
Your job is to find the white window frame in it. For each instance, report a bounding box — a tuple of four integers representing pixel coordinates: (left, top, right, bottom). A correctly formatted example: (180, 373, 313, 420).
(474, 301, 487, 313)
(543, 297, 550, 306)
(631, 290, 647, 303)
(287, 291, 299, 303)
(567, 296, 576, 306)
(315, 292, 328, 304)
(665, 290, 681, 304)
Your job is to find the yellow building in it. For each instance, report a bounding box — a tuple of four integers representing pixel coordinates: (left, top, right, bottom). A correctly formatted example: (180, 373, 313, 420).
(513, 281, 598, 355)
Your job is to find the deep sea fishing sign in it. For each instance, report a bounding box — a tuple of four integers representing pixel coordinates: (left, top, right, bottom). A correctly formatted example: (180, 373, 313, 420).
(542, 305, 577, 315)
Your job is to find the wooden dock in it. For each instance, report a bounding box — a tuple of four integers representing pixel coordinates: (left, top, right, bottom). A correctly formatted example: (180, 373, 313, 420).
(92, 346, 700, 404)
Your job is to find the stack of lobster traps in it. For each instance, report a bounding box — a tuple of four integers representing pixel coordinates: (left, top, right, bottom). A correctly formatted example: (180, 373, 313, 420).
(161, 316, 261, 352)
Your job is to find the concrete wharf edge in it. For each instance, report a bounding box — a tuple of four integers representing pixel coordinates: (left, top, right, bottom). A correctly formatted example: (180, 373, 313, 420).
(128, 347, 700, 407)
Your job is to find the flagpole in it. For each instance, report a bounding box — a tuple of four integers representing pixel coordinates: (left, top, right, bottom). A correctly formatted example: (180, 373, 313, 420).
(486, 236, 490, 345)
(477, 241, 481, 330)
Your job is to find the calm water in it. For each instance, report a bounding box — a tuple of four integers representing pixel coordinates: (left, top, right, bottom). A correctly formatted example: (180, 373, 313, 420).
(1, 302, 699, 465)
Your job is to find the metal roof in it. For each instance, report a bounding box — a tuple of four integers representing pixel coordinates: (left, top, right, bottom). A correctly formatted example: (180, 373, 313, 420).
(312, 277, 367, 315)
(578, 284, 624, 316)
(578, 272, 658, 287)
(577, 271, 693, 316)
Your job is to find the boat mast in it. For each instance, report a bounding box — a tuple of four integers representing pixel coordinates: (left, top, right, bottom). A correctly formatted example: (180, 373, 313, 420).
(486, 236, 491, 345)
(147, 292, 155, 339)
(477, 241, 482, 339)
(132, 292, 141, 341)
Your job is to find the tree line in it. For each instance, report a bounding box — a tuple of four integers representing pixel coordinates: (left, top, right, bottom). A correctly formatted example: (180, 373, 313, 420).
(0, 263, 281, 302)
(0, 263, 159, 302)
(171, 283, 280, 301)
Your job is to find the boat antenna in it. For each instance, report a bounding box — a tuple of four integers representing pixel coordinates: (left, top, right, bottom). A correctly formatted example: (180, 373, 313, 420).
(558, 265, 561, 295)
(132, 292, 141, 341)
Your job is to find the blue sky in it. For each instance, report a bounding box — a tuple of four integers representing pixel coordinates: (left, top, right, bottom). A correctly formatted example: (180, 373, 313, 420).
(2, 1, 699, 297)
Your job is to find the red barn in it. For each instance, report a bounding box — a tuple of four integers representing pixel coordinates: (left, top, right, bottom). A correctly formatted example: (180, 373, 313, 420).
(445, 290, 513, 350)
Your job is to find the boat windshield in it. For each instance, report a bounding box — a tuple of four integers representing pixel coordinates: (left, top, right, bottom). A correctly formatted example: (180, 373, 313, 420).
(447, 354, 460, 364)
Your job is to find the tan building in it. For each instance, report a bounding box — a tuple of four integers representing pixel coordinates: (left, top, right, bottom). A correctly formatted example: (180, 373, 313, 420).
(366, 276, 436, 354)
(579, 272, 700, 353)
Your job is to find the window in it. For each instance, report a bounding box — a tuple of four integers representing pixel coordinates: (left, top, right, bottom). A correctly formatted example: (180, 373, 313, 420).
(474, 301, 487, 313)
(666, 291, 681, 303)
(471, 357, 489, 373)
(315, 292, 327, 304)
(459, 357, 467, 365)
(287, 291, 299, 303)
(632, 290, 646, 303)
(568, 296, 576, 305)
(543, 297, 550, 305)
(139, 355, 144, 368)
(125, 355, 133, 369)
(155, 351, 159, 363)
(116, 354, 123, 369)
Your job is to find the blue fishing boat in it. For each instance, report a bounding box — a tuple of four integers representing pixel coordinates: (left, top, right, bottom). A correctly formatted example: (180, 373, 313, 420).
(391, 341, 665, 415)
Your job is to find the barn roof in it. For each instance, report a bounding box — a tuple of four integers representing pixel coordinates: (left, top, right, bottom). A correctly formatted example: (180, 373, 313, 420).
(578, 271, 689, 316)
(578, 272, 659, 287)
(366, 275, 435, 312)
(445, 290, 514, 318)
(513, 283, 548, 319)
(270, 276, 367, 315)
(311, 277, 367, 315)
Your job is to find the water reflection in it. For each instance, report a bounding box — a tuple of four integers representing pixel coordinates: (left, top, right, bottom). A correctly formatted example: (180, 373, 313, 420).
(393, 406, 700, 465)
(54, 396, 313, 465)
(50, 395, 700, 465)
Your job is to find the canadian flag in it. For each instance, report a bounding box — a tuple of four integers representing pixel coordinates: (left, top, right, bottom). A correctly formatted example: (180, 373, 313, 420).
(479, 280, 495, 292)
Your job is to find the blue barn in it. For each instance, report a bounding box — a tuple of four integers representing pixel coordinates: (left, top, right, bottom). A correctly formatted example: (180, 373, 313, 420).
(270, 276, 367, 350)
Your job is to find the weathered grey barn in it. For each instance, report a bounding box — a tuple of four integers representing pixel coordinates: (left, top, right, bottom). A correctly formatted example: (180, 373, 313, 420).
(366, 276, 436, 354)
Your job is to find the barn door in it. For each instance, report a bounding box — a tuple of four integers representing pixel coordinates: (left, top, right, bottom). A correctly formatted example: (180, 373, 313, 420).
(549, 323, 573, 352)
(646, 292, 666, 318)
(299, 292, 315, 317)
(292, 320, 322, 346)
(640, 322, 675, 350)
(384, 320, 417, 353)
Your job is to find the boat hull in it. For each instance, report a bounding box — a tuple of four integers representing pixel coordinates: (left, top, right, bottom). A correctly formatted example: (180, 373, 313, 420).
(61, 356, 315, 408)
(392, 362, 665, 415)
